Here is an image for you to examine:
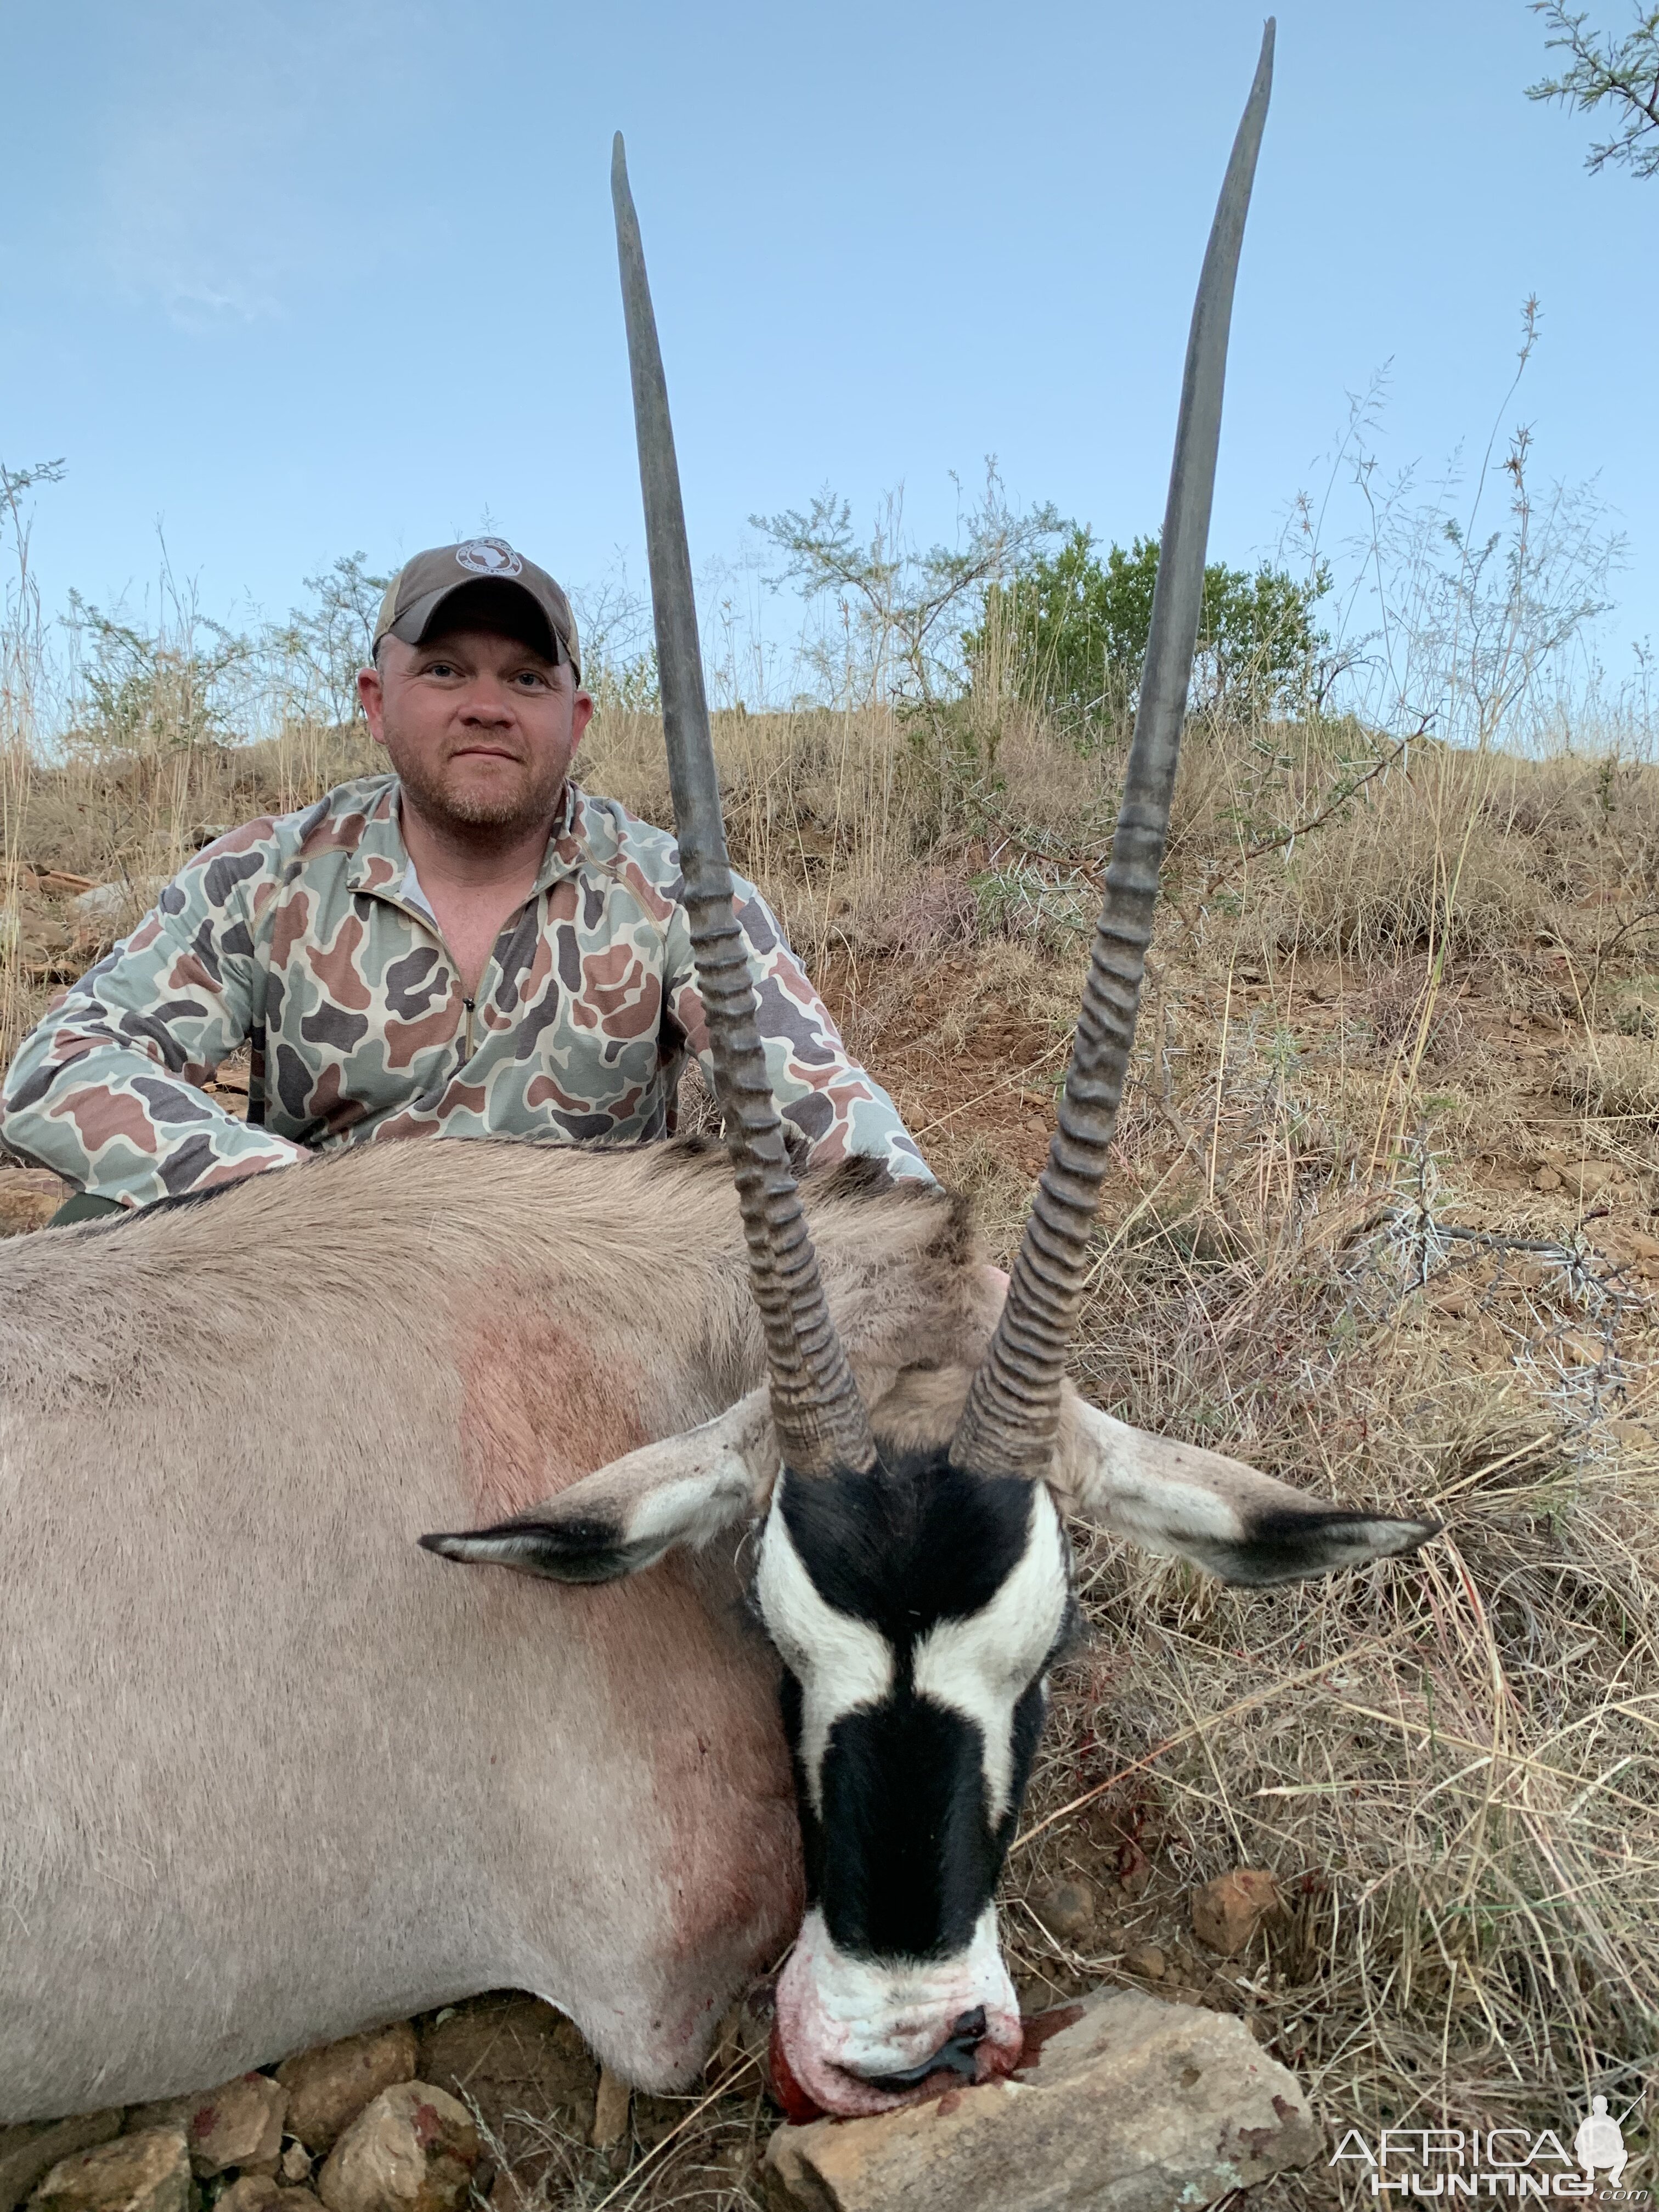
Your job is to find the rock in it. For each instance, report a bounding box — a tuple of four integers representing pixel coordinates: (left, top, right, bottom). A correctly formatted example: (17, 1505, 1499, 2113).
(1190, 1869, 1285, 1957)
(316, 2086, 477, 2212)
(1030, 1881, 1095, 1948)
(278, 2146, 314, 2186)
(2, 2116, 124, 2212)
(215, 2183, 284, 2212)
(1532, 1166, 1562, 1192)
(417, 1994, 597, 2144)
(276, 2027, 419, 2155)
(226, 2188, 320, 2212)
(590, 2070, 630, 2149)
(761, 1988, 1320, 2212)
(0, 1170, 69, 1237)
(126, 2079, 286, 2179)
(1115, 1839, 1152, 1899)
(227, 2190, 321, 2212)
(30, 2131, 194, 2212)
(1124, 1944, 1167, 1982)
(70, 882, 160, 937)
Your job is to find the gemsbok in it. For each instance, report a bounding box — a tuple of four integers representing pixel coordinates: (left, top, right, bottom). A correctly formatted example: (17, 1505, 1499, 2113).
(0, 19, 1434, 2126)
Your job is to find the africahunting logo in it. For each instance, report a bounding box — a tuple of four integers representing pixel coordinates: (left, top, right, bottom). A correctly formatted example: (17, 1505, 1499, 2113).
(1332, 2098, 1644, 2198)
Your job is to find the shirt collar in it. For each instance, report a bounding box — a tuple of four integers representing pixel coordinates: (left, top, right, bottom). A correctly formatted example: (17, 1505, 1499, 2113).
(534, 780, 587, 891)
(343, 776, 591, 898)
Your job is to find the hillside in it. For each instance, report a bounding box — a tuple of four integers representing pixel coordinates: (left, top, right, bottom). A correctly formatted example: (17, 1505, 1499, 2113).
(2, 700, 1655, 2205)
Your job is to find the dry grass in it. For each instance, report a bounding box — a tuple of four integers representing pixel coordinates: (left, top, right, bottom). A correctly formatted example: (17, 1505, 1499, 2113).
(1555, 1034, 1659, 1124)
(3, 692, 1658, 2206)
(0, 723, 377, 1055)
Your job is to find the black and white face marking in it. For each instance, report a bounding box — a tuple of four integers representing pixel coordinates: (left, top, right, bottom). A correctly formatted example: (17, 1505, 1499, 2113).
(755, 1447, 1077, 2112)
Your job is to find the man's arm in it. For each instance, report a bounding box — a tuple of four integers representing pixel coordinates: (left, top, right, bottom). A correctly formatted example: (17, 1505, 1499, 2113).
(665, 873, 933, 1182)
(0, 831, 307, 1210)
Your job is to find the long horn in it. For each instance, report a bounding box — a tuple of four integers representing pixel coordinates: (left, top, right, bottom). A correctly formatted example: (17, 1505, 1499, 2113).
(611, 135, 876, 1479)
(952, 22, 1275, 1480)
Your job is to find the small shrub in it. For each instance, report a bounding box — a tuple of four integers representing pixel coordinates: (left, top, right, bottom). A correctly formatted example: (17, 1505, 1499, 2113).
(1554, 1035, 1659, 1121)
(1273, 787, 1540, 959)
(973, 860, 1094, 954)
(1612, 973, 1659, 1038)
(1362, 961, 1469, 1063)
(854, 868, 978, 959)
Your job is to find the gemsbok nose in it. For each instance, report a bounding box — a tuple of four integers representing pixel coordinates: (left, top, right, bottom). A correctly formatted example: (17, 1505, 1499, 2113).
(865, 2006, 989, 2091)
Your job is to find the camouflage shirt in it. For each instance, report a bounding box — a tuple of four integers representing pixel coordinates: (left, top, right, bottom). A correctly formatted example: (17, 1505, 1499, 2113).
(0, 774, 929, 1209)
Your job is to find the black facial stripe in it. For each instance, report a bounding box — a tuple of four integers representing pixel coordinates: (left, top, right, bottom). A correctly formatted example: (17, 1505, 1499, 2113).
(777, 1625, 1054, 1962)
(784, 1671, 1048, 1959)
(821, 1696, 997, 1957)
(777, 1447, 1036, 1639)
(764, 1444, 1073, 1964)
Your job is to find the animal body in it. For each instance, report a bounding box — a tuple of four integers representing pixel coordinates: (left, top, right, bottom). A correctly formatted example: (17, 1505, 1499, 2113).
(0, 1139, 914, 2115)
(0, 1137, 1425, 2120)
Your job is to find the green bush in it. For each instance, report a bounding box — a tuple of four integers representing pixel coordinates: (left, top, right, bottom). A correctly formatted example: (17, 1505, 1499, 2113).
(969, 526, 1329, 741)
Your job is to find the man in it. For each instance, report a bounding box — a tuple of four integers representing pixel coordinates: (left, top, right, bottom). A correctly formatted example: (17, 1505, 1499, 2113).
(1, 538, 929, 1218)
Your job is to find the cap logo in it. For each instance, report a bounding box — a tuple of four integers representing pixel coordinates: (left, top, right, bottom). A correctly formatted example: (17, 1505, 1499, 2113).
(455, 537, 524, 577)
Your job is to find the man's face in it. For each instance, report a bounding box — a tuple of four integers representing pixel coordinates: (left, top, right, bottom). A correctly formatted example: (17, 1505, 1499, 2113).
(358, 627, 594, 838)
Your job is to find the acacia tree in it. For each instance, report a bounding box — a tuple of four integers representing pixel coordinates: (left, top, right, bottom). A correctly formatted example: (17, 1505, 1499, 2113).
(277, 554, 395, 727)
(1528, 3, 1659, 178)
(753, 464, 1060, 710)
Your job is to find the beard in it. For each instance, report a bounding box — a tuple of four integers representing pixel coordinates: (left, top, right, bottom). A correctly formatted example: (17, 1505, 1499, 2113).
(391, 742, 568, 839)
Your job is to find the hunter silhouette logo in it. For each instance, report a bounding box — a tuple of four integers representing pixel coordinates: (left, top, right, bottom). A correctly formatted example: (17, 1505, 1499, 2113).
(1331, 2103, 1646, 2197)
(1575, 2096, 1631, 2187)
(454, 537, 523, 577)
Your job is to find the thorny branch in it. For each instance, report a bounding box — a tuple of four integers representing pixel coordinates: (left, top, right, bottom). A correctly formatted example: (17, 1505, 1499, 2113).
(1193, 718, 1431, 905)
(1355, 1170, 1650, 1432)
(1528, 2, 1659, 179)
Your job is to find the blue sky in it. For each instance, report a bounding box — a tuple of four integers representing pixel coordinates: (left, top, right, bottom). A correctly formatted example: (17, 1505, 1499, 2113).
(1, 0, 1653, 696)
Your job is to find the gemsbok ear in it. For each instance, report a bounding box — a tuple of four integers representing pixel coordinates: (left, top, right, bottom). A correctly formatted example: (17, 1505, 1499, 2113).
(420, 1390, 776, 1583)
(1051, 1396, 1438, 1587)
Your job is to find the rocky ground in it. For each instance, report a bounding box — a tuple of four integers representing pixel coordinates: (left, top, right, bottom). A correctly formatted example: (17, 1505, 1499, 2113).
(0, 1871, 1325, 2212)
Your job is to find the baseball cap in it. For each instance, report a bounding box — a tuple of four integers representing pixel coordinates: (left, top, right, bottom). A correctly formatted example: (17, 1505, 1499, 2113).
(373, 539, 581, 678)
